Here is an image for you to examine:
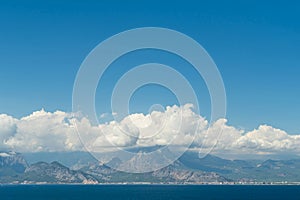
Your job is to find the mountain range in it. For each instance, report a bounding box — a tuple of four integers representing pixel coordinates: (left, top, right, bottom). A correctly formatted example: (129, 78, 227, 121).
(1, 151, 300, 184)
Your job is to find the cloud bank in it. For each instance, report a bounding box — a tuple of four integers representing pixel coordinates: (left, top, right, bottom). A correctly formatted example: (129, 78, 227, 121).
(0, 104, 300, 157)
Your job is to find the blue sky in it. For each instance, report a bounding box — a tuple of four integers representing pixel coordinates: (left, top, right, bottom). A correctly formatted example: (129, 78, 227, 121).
(0, 0, 299, 133)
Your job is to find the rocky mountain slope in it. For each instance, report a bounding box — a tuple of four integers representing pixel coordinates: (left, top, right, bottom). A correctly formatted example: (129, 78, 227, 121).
(23, 161, 98, 184)
(0, 151, 230, 184)
(2, 151, 300, 184)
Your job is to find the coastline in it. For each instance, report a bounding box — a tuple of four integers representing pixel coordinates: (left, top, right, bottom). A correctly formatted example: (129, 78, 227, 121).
(2, 182, 300, 186)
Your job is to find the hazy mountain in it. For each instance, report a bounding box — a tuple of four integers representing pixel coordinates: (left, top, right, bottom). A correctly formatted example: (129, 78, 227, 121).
(0, 151, 28, 182)
(0, 151, 28, 172)
(2, 151, 300, 184)
(179, 152, 257, 174)
(79, 159, 229, 184)
(0, 151, 231, 184)
(179, 152, 300, 182)
(23, 151, 97, 168)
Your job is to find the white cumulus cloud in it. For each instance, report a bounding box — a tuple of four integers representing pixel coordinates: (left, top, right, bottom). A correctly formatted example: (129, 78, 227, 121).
(0, 104, 300, 157)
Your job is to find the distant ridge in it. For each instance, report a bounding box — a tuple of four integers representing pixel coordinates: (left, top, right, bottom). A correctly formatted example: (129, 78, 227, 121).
(1, 151, 300, 184)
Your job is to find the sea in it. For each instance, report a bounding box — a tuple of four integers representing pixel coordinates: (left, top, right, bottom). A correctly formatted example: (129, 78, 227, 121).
(0, 185, 300, 200)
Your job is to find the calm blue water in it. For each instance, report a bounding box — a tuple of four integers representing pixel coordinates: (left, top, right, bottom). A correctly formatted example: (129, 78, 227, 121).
(0, 185, 300, 200)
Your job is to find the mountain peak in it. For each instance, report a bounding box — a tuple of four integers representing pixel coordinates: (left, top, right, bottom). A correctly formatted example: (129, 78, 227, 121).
(0, 151, 28, 173)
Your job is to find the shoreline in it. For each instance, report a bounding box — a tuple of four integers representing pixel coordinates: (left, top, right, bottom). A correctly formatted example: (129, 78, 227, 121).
(2, 182, 300, 186)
